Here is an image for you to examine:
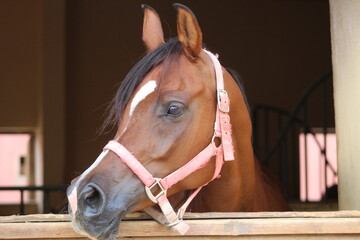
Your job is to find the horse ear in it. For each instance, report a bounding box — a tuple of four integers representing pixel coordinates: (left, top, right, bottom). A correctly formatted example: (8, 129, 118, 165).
(173, 3, 203, 61)
(142, 4, 164, 52)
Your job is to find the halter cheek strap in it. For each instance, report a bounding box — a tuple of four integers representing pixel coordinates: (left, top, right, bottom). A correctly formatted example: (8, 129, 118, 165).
(104, 49, 234, 234)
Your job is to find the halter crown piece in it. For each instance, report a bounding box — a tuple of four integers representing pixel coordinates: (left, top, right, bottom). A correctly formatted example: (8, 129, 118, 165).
(104, 49, 234, 234)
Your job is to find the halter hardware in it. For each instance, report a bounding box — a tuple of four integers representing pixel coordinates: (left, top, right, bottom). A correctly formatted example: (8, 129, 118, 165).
(145, 177, 167, 203)
(217, 89, 230, 113)
(165, 217, 184, 227)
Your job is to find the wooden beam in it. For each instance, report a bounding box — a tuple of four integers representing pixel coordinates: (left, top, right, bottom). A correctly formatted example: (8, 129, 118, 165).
(1, 212, 360, 239)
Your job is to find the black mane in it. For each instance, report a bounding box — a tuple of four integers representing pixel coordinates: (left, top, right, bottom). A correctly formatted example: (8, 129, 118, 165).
(225, 67, 250, 113)
(102, 38, 249, 132)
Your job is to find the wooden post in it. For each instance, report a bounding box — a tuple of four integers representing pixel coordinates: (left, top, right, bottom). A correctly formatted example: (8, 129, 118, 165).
(329, 0, 360, 210)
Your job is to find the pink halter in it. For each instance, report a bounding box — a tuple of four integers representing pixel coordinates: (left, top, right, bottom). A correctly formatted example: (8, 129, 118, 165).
(104, 49, 234, 234)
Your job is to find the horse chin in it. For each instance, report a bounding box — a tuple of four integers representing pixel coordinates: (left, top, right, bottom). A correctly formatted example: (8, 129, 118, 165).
(95, 215, 123, 240)
(70, 209, 126, 240)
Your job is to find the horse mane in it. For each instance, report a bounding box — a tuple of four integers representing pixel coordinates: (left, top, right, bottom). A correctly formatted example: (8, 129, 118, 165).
(225, 67, 250, 114)
(102, 38, 250, 133)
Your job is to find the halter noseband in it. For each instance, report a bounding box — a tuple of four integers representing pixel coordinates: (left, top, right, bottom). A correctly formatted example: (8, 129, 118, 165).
(104, 49, 234, 234)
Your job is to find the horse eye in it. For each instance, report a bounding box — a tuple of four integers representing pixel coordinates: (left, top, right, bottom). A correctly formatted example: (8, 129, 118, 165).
(167, 105, 183, 116)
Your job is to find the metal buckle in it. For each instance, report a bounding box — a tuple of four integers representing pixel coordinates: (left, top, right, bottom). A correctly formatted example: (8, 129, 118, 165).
(165, 209, 183, 227)
(217, 89, 230, 113)
(145, 178, 167, 203)
(166, 218, 183, 227)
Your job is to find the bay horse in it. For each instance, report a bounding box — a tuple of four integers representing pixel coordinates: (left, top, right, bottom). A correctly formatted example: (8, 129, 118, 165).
(67, 3, 289, 240)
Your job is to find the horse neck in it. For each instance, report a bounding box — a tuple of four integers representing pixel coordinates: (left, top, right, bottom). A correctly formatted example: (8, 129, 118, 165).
(176, 75, 250, 212)
(188, 74, 279, 212)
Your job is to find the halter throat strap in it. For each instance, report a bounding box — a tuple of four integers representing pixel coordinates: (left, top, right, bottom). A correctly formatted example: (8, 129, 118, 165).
(104, 49, 234, 234)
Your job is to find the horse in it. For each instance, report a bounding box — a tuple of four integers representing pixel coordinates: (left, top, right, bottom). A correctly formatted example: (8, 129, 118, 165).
(67, 3, 289, 240)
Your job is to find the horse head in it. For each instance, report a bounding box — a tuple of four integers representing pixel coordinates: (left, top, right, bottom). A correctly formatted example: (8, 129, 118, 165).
(67, 4, 233, 239)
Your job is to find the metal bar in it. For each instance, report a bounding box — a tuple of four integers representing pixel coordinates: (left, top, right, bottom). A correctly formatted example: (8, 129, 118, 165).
(44, 190, 50, 213)
(250, 71, 332, 202)
(278, 111, 283, 133)
(278, 112, 283, 183)
(322, 80, 328, 201)
(279, 112, 285, 196)
(20, 190, 24, 215)
(292, 124, 298, 199)
(263, 71, 332, 163)
(0, 185, 67, 191)
(281, 136, 289, 200)
(0, 186, 67, 215)
(303, 102, 308, 202)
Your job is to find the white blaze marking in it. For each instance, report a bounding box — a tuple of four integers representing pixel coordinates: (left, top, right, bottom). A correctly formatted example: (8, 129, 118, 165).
(68, 150, 109, 214)
(129, 80, 157, 116)
(78, 150, 109, 184)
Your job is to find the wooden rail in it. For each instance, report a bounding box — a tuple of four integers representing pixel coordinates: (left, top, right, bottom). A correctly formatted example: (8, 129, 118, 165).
(1, 211, 360, 239)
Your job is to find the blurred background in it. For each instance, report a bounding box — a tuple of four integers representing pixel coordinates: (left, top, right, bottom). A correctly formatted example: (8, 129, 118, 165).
(0, 0, 334, 215)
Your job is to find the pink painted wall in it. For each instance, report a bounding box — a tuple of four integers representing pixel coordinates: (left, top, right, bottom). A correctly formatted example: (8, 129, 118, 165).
(0, 134, 30, 203)
(300, 133, 337, 201)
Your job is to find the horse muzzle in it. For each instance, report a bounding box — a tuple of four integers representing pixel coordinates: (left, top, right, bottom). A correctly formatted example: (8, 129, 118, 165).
(67, 176, 138, 240)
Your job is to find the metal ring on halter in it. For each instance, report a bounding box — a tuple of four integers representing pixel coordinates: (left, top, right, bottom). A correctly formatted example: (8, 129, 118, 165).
(211, 133, 217, 143)
(145, 178, 167, 203)
(212, 133, 222, 147)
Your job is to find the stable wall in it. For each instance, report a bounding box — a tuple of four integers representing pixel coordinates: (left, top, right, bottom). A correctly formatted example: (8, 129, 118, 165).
(0, 1, 42, 128)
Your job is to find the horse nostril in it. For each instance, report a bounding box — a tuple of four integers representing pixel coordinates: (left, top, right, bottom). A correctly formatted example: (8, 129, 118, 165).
(85, 187, 100, 207)
(80, 183, 106, 216)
